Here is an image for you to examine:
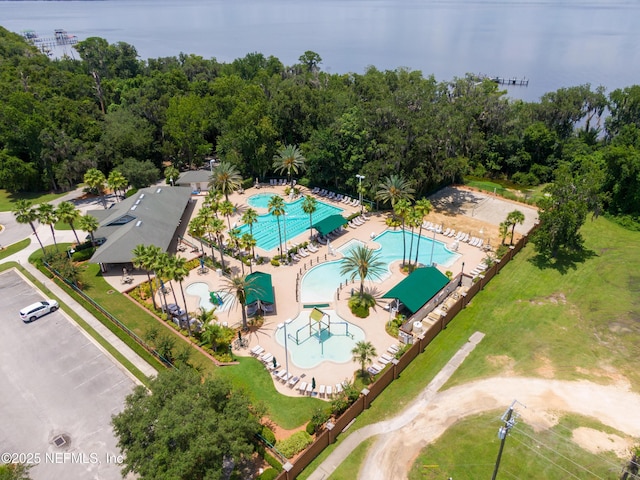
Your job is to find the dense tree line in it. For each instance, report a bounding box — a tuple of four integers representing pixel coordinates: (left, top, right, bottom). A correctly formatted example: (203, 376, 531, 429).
(2, 27, 640, 222)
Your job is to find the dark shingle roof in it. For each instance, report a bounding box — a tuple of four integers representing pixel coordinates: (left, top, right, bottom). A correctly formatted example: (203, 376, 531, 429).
(89, 186, 192, 265)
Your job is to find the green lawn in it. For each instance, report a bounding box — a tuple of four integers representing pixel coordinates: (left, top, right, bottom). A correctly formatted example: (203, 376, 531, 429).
(300, 216, 640, 478)
(408, 413, 623, 480)
(327, 438, 374, 480)
(0, 189, 67, 212)
(0, 238, 30, 260)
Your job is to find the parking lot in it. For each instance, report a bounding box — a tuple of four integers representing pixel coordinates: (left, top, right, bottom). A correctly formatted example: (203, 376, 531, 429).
(0, 269, 138, 480)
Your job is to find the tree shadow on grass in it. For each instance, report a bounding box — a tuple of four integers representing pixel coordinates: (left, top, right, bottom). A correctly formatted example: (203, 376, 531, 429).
(528, 247, 597, 275)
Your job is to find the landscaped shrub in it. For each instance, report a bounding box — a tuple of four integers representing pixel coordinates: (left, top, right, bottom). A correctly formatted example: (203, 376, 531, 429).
(270, 258, 280, 267)
(242, 177, 254, 190)
(305, 421, 316, 435)
(264, 452, 282, 471)
(71, 247, 95, 262)
(257, 468, 279, 480)
(348, 293, 375, 318)
(125, 188, 138, 198)
(276, 431, 313, 458)
(261, 426, 276, 445)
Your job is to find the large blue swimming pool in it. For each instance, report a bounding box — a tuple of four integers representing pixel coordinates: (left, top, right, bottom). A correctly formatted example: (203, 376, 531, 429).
(238, 195, 344, 252)
(300, 230, 460, 303)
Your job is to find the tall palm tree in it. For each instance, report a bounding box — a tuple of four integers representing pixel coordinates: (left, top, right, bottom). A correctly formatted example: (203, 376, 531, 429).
(393, 198, 411, 267)
(242, 208, 258, 237)
(339, 244, 386, 297)
(209, 217, 227, 271)
(13, 200, 45, 255)
(197, 210, 218, 261)
(201, 321, 225, 352)
(268, 195, 286, 257)
(499, 221, 509, 245)
(506, 210, 526, 245)
(203, 188, 222, 216)
(241, 233, 256, 272)
(228, 227, 242, 271)
(84, 167, 108, 208)
(56, 201, 81, 244)
(164, 165, 180, 187)
(351, 340, 377, 375)
(107, 169, 128, 201)
(302, 194, 317, 240)
(37, 203, 59, 252)
(219, 200, 235, 230)
(187, 215, 207, 255)
(221, 274, 261, 331)
(132, 244, 158, 310)
(413, 198, 432, 266)
(406, 207, 421, 267)
(78, 213, 100, 246)
(273, 144, 306, 188)
(376, 174, 415, 210)
(155, 252, 181, 314)
(167, 255, 192, 336)
(209, 161, 242, 201)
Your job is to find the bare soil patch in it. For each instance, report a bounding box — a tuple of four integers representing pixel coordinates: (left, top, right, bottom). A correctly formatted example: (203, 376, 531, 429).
(572, 427, 634, 458)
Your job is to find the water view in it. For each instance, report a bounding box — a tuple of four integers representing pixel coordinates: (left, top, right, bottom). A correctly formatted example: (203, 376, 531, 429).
(3, 0, 640, 101)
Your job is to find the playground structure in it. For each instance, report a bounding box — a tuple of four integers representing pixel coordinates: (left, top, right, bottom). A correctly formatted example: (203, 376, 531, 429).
(288, 308, 354, 351)
(209, 291, 225, 306)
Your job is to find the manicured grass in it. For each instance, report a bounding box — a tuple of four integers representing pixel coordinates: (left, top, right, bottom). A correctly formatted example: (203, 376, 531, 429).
(407, 413, 623, 480)
(0, 189, 66, 211)
(300, 216, 640, 478)
(327, 438, 374, 480)
(0, 238, 30, 260)
(465, 179, 508, 195)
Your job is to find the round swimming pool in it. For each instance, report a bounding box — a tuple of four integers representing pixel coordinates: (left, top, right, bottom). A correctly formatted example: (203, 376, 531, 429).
(275, 309, 365, 369)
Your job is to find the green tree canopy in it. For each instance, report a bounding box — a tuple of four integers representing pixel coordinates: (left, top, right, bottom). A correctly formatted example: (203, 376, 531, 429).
(112, 368, 262, 480)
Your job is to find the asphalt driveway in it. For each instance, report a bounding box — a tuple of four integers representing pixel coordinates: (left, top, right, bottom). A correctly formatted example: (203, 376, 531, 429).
(0, 269, 138, 480)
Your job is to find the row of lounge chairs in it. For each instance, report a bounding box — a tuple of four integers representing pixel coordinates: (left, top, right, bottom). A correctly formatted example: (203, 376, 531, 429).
(469, 262, 488, 277)
(347, 215, 368, 228)
(316, 226, 346, 245)
(311, 187, 361, 207)
(297, 379, 347, 398)
(368, 344, 400, 376)
(421, 221, 485, 249)
(269, 178, 294, 186)
(289, 243, 320, 262)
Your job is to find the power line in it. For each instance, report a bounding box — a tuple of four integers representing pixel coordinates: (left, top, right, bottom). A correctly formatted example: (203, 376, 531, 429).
(509, 434, 589, 480)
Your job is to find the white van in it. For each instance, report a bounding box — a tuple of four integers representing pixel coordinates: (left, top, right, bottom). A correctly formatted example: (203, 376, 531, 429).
(19, 300, 59, 322)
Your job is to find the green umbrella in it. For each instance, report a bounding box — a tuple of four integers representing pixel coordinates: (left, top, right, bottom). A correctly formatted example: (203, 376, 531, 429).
(272, 357, 277, 369)
(311, 377, 316, 390)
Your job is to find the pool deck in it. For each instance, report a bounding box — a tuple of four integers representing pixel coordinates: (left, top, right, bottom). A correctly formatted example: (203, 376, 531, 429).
(102, 183, 538, 399)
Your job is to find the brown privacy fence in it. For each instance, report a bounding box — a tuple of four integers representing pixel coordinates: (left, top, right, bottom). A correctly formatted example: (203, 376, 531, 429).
(275, 225, 536, 480)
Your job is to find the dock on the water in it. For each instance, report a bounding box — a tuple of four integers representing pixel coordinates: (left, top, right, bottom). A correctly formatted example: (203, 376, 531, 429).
(21, 29, 78, 54)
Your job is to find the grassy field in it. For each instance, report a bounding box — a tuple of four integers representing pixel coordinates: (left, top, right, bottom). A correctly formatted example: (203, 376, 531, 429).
(300, 216, 640, 478)
(0, 238, 30, 260)
(0, 189, 67, 211)
(407, 412, 624, 480)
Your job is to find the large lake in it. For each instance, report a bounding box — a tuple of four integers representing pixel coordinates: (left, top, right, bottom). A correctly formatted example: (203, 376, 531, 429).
(2, 0, 640, 101)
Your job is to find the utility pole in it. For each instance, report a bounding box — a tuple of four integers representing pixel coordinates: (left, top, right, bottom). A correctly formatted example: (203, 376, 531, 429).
(491, 400, 521, 480)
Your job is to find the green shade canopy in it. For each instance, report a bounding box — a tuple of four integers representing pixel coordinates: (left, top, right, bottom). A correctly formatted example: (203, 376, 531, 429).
(382, 266, 450, 313)
(246, 271, 274, 305)
(312, 214, 347, 236)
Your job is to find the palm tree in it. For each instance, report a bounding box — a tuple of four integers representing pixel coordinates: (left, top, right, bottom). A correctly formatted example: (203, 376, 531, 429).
(209, 161, 242, 201)
(201, 321, 225, 352)
(393, 198, 411, 267)
(84, 168, 108, 208)
(340, 244, 386, 297)
(376, 174, 415, 210)
(413, 198, 432, 266)
(228, 227, 242, 272)
(188, 215, 207, 255)
(499, 221, 509, 245)
(302, 195, 317, 240)
(13, 200, 45, 255)
(164, 165, 180, 186)
(221, 274, 261, 331)
(406, 207, 421, 267)
(268, 195, 286, 257)
(167, 255, 192, 336)
(352, 340, 377, 376)
(203, 188, 222, 216)
(107, 169, 128, 201)
(209, 217, 227, 271)
(506, 210, 526, 245)
(219, 200, 235, 230)
(132, 244, 159, 310)
(241, 233, 256, 272)
(78, 213, 100, 246)
(56, 201, 81, 244)
(37, 202, 59, 251)
(273, 144, 306, 188)
(242, 208, 258, 236)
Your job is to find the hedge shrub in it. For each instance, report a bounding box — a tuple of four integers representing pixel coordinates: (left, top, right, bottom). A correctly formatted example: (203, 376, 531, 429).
(257, 468, 279, 480)
(276, 431, 313, 458)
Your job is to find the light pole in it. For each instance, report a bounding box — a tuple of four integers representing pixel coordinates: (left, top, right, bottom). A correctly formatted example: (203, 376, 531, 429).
(283, 318, 293, 376)
(429, 229, 437, 266)
(283, 212, 288, 253)
(459, 261, 465, 286)
(356, 174, 365, 214)
(491, 401, 519, 480)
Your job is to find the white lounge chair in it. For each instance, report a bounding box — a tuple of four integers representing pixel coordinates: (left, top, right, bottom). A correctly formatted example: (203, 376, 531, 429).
(378, 356, 390, 365)
(261, 353, 273, 364)
(319, 385, 326, 396)
(250, 345, 264, 356)
(298, 248, 309, 257)
(326, 385, 332, 397)
(448, 229, 456, 238)
(342, 196, 351, 204)
(277, 370, 288, 381)
(388, 344, 399, 354)
(312, 187, 319, 194)
(306, 383, 313, 394)
(288, 376, 300, 388)
(443, 228, 451, 236)
(381, 353, 394, 363)
(298, 381, 307, 393)
(335, 383, 343, 394)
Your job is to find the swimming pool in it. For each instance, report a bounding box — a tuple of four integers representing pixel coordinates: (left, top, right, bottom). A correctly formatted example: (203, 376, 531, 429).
(274, 309, 365, 369)
(238, 196, 344, 251)
(185, 282, 234, 312)
(300, 230, 460, 303)
(247, 193, 277, 209)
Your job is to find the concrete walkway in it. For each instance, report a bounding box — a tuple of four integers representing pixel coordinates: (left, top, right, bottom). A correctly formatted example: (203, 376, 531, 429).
(1, 197, 157, 381)
(306, 331, 485, 480)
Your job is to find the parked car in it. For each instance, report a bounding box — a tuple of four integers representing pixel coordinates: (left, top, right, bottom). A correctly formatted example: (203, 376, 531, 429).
(19, 300, 59, 322)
